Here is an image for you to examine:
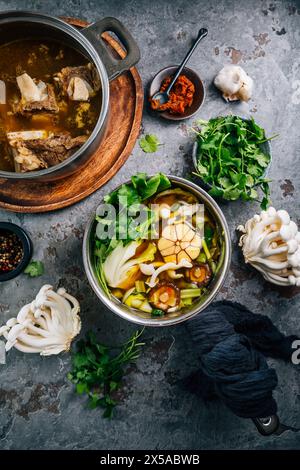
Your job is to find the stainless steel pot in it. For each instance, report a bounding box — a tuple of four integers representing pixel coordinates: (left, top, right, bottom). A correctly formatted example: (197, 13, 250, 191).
(83, 175, 232, 327)
(0, 11, 140, 182)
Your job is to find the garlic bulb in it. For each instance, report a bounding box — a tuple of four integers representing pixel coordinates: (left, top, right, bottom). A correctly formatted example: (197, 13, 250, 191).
(214, 65, 253, 102)
(0, 285, 81, 356)
(238, 207, 300, 286)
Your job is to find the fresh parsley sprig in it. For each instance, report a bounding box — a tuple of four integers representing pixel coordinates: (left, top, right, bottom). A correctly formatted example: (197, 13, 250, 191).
(68, 329, 144, 418)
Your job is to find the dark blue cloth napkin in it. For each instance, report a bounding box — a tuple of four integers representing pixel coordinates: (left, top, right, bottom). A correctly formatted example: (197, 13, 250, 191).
(186, 301, 298, 419)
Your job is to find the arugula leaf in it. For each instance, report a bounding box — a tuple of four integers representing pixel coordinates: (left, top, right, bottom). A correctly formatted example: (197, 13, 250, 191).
(139, 134, 161, 153)
(24, 260, 44, 277)
(68, 330, 144, 418)
(194, 116, 275, 209)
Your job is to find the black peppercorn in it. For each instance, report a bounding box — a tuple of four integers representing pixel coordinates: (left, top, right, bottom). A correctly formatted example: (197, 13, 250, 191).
(0, 230, 24, 273)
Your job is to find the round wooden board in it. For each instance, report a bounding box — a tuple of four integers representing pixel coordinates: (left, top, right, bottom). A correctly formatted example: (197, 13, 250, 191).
(0, 17, 143, 213)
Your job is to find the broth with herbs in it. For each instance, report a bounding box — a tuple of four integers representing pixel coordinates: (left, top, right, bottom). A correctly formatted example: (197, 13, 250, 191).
(0, 39, 101, 172)
(93, 174, 223, 319)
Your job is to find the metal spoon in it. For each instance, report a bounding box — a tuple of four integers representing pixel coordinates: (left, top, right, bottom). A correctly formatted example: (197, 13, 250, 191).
(152, 27, 208, 106)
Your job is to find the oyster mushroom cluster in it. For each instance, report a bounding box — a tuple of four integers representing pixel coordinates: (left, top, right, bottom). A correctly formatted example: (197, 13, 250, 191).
(238, 207, 300, 286)
(0, 285, 81, 355)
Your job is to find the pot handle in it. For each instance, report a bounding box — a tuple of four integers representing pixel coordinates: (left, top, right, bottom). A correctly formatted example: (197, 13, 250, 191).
(81, 17, 140, 81)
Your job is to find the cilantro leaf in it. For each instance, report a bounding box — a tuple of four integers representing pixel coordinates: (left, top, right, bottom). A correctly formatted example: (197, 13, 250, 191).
(24, 260, 44, 277)
(194, 116, 275, 209)
(68, 330, 144, 418)
(139, 134, 161, 153)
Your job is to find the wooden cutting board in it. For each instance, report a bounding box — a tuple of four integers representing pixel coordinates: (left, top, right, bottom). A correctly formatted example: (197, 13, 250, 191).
(0, 17, 143, 213)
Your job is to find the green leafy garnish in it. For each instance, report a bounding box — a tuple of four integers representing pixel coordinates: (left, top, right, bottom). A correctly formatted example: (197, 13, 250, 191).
(93, 173, 171, 294)
(151, 309, 165, 317)
(139, 134, 161, 153)
(68, 330, 144, 418)
(24, 260, 44, 277)
(204, 225, 214, 248)
(194, 116, 277, 209)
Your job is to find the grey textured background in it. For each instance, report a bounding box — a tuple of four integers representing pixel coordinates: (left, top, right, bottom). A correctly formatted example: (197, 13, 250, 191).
(0, 0, 300, 450)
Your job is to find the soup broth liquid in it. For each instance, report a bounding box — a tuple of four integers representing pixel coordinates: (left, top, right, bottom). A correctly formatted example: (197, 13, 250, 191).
(0, 39, 102, 171)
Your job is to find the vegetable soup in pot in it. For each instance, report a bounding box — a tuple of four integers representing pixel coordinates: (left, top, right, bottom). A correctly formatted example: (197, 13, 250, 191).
(92, 174, 224, 319)
(0, 38, 102, 172)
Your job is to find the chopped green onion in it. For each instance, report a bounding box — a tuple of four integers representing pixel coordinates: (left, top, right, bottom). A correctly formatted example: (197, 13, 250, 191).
(202, 239, 211, 260)
(182, 298, 193, 306)
(210, 261, 217, 273)
(196, 252, 207, 263)
(215, 240, 226, 274)
(135, 280, 146, 292)
(180, 288, 201, 299)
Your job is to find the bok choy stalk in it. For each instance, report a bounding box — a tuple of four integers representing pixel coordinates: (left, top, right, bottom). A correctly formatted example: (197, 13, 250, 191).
(103, 241, 157, 290)
(93, 173, 171, 295)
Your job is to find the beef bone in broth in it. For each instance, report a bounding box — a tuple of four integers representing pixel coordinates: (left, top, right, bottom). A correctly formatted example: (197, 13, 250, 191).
(0, 39, 102, 172)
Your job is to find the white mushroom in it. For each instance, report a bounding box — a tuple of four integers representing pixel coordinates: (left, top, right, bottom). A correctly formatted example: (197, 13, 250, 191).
(238, 207, 300, 286)
(140, 259, 192, 288)
(0, 285, 81, 356)
(214, 65, 253, 102)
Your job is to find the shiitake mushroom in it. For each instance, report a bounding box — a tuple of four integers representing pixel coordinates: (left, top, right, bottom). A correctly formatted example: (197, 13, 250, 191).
(148, 282, 180, 311)
(185, 263, 212, 286)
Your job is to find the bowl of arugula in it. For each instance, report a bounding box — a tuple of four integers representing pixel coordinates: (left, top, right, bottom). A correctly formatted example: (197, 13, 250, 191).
(192, 115, 276, 209)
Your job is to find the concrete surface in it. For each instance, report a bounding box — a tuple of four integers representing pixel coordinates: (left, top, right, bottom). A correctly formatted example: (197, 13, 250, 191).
(0, 0, 300, 450)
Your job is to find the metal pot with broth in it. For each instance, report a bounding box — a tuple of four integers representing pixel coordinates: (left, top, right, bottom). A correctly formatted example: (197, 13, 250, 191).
(0, 38, 102, 172)
(83, 174, 231, 327)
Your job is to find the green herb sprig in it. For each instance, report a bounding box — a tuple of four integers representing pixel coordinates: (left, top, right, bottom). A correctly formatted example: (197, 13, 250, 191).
(193, 116, 278, 209)
(24, 260, 44, 277)
(68, 329, 144, 418)
(93, 173, 171, 294)
(139, 134, 161, 153)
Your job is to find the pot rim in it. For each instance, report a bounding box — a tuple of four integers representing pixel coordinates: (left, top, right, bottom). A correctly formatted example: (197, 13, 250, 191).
(82, 175, 232, 327)
(0, 10, 109, 180)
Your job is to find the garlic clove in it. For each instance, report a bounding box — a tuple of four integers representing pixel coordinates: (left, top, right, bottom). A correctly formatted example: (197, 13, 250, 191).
(214, 65, 253, 102)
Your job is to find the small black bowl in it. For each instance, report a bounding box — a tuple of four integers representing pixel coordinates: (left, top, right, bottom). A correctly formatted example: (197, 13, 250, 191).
(149, 65, 205, 121)
(0, 222, 32, 282)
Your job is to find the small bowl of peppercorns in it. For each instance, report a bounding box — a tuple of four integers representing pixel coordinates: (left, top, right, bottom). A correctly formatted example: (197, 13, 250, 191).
(0, 222, 32, 282)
